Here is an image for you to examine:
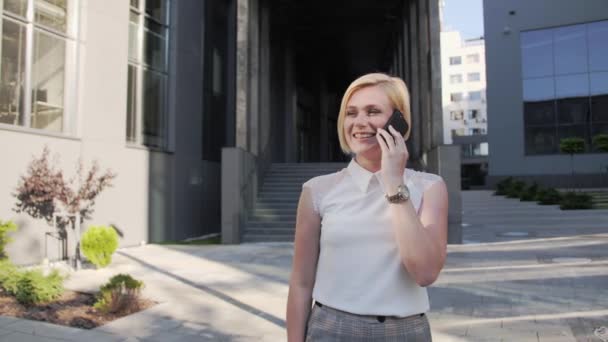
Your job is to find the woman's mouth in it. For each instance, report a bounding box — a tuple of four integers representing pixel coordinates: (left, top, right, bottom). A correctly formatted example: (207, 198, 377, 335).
(353, 132, 376, 139)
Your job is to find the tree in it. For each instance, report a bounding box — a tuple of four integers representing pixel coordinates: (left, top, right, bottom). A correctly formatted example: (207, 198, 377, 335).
(13, 146, 116, 261)
(559, 137, 585, 191)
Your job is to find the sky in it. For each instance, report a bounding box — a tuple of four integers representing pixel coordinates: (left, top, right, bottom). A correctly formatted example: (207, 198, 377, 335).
(442, 0, 485, 40)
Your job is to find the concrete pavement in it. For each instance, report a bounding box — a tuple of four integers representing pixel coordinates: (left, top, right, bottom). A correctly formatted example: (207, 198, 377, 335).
(0, 190, 607, 341)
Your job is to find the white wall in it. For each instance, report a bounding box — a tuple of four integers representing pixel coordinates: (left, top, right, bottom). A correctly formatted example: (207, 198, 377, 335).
(0, 0, 182, 265)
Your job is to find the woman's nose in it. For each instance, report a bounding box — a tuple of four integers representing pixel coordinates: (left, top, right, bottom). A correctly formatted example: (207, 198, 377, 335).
(353, 114, 369, 126)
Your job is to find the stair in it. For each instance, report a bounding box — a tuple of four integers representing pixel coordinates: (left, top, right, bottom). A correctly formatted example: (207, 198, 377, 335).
(588, 191, 608, 209)
(242, 163, 347, 242)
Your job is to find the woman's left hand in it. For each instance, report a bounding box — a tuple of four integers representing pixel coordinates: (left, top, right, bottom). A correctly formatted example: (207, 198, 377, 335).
(376, 125, 409, 194)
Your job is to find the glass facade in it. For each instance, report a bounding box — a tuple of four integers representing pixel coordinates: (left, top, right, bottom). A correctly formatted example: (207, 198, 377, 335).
(202, 0, 231, 161)
(1, 0, 74, 133)
(126, 0, 170, 148)
(522, 20, 608, 155)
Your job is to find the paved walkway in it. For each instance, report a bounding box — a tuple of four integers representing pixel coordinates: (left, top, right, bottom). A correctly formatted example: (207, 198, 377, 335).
(0, 190, 607, 341)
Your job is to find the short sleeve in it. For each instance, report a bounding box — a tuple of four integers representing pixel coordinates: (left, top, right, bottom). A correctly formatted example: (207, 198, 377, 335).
(421, 173, 444, 193)
(302, 171, 345, 217)
(302, 179, 320, 215)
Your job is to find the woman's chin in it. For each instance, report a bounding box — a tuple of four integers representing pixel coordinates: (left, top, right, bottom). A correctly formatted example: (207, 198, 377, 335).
(351, 144, 381, 159)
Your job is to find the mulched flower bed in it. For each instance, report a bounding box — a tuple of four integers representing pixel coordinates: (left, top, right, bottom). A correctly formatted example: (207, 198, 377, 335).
(0, 288, 155, 329)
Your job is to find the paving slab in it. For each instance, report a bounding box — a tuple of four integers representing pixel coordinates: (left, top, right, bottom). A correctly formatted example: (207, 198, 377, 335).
(0, 190, 607, 341)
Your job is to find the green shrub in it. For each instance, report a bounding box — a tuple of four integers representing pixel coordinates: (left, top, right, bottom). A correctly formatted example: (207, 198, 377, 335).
(559, 137, 585, 154)
(94, 274, 144, 314)
(593, 134, 608, 152)
(0, 258, 20, 295)
(15, 269, 65, 305)
(81, 225, 119, 268)
(494, 177, 513, 196)
(506, 181, 526, 198)
(537, 188, 562, 205)
(520, 183, 539, 201)
(0, 220, 17, 259)
(559, 192, 593, 210)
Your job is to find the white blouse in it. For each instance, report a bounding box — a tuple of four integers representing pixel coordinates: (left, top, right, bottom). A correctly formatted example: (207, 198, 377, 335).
(302, 159, 443, 317)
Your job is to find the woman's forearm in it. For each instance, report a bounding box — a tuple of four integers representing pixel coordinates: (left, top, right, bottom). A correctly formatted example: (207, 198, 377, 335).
(389, 200, 444, 286)
(286, 285, 313, 342)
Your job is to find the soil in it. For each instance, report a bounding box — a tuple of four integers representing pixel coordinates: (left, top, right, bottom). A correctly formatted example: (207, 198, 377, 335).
(0, 289, 155, 329)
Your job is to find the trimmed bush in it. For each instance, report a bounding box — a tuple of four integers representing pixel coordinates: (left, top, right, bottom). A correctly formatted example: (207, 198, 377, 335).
(593, 134, 608, 152)
(81, 225, 119, 268)
(0, 220, 17, 259)
(15, 269, 65, 305)
(506, 181, 526, 198)
(94, 274, 144, 314)
(537, 188, 562, 205)
(494, 177, 513, 196)
(0, 258, 20, 295)
(520, 183, 539, 201)
(559, 192, 593, 210)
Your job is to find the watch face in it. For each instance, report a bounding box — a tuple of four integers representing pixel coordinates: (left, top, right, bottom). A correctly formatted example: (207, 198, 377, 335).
(398, 185, 410, 200)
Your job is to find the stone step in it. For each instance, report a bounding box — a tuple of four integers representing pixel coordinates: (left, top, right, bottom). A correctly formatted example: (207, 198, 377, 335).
(244, 227, 296, 234)
(246, 221, 296, 228)
(242, 234, 295, 243)
(258, 193, 301, 199)
(255, 199, 300, 205)
(254, 203, 298, 210)
(252, 208, 297, 215)
(260, 187, 303, 193)
(247, 214, 296, 222)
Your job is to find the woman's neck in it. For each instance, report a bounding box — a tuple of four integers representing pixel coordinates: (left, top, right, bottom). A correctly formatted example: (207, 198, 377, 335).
(355, 154, 381, 173)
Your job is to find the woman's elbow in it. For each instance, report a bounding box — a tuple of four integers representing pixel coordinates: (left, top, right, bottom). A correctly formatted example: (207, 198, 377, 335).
(403, 260, 443, 287)
(414, 271, 440, 287)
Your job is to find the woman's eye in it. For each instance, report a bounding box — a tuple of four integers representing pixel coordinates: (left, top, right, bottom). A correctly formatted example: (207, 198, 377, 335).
(368, 110, 380, 115)
(346, 112, 356, 116)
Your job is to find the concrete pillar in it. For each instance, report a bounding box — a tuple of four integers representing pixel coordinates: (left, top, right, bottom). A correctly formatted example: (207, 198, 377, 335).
(408, 0, 421, 162)
(284, 44, 298, 162)
(248, 0, 260, 155)
(221, 147, 257, 244)
(429, 0, 444, 147)
(427, 145, 462, 244)
(320, 75, 329, 161)
(236, 0, 250, 150)
(418, 0, 432, 155)
(258, 2, 271, 156)
(402, 4, 411, 87)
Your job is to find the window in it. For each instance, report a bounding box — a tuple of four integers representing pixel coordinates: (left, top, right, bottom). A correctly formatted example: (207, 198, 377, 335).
(461, 143, 487, 157)
(0, 0, 77, 134)
(471, 128, 482, 135)
(450, 74, 463, 84)
(468, 72, 481, 82)
(126, 0, 170, 149)
(450, 93, 463, 102)
(469, 91, 482, 100)
(450, 110, 463, 120)
(451, 128, 465, 137)
(201, 0, 233, 161)
(466, 53, 480, 63)
(449, 56, 462, 65)
(468, 109, 479, 120)
(521, 20, 608, 155)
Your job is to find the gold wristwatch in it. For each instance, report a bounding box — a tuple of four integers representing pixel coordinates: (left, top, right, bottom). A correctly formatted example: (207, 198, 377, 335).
(385, 184, 410, 203)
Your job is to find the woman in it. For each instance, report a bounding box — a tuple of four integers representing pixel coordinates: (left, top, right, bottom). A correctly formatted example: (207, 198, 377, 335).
(286, 73, 448, 341)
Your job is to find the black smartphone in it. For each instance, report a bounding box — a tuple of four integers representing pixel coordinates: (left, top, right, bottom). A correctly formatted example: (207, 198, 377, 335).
(381, 109, 409, 142)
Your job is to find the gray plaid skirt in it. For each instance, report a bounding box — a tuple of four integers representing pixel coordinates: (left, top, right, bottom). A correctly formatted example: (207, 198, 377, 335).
(305, 302, 432, 341)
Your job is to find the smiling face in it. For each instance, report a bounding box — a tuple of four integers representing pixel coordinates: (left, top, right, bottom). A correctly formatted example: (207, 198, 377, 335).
(343, 85, 393, 158)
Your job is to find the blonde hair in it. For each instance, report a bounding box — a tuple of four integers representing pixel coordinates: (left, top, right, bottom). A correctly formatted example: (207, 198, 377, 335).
(337, 73, 412, 154)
